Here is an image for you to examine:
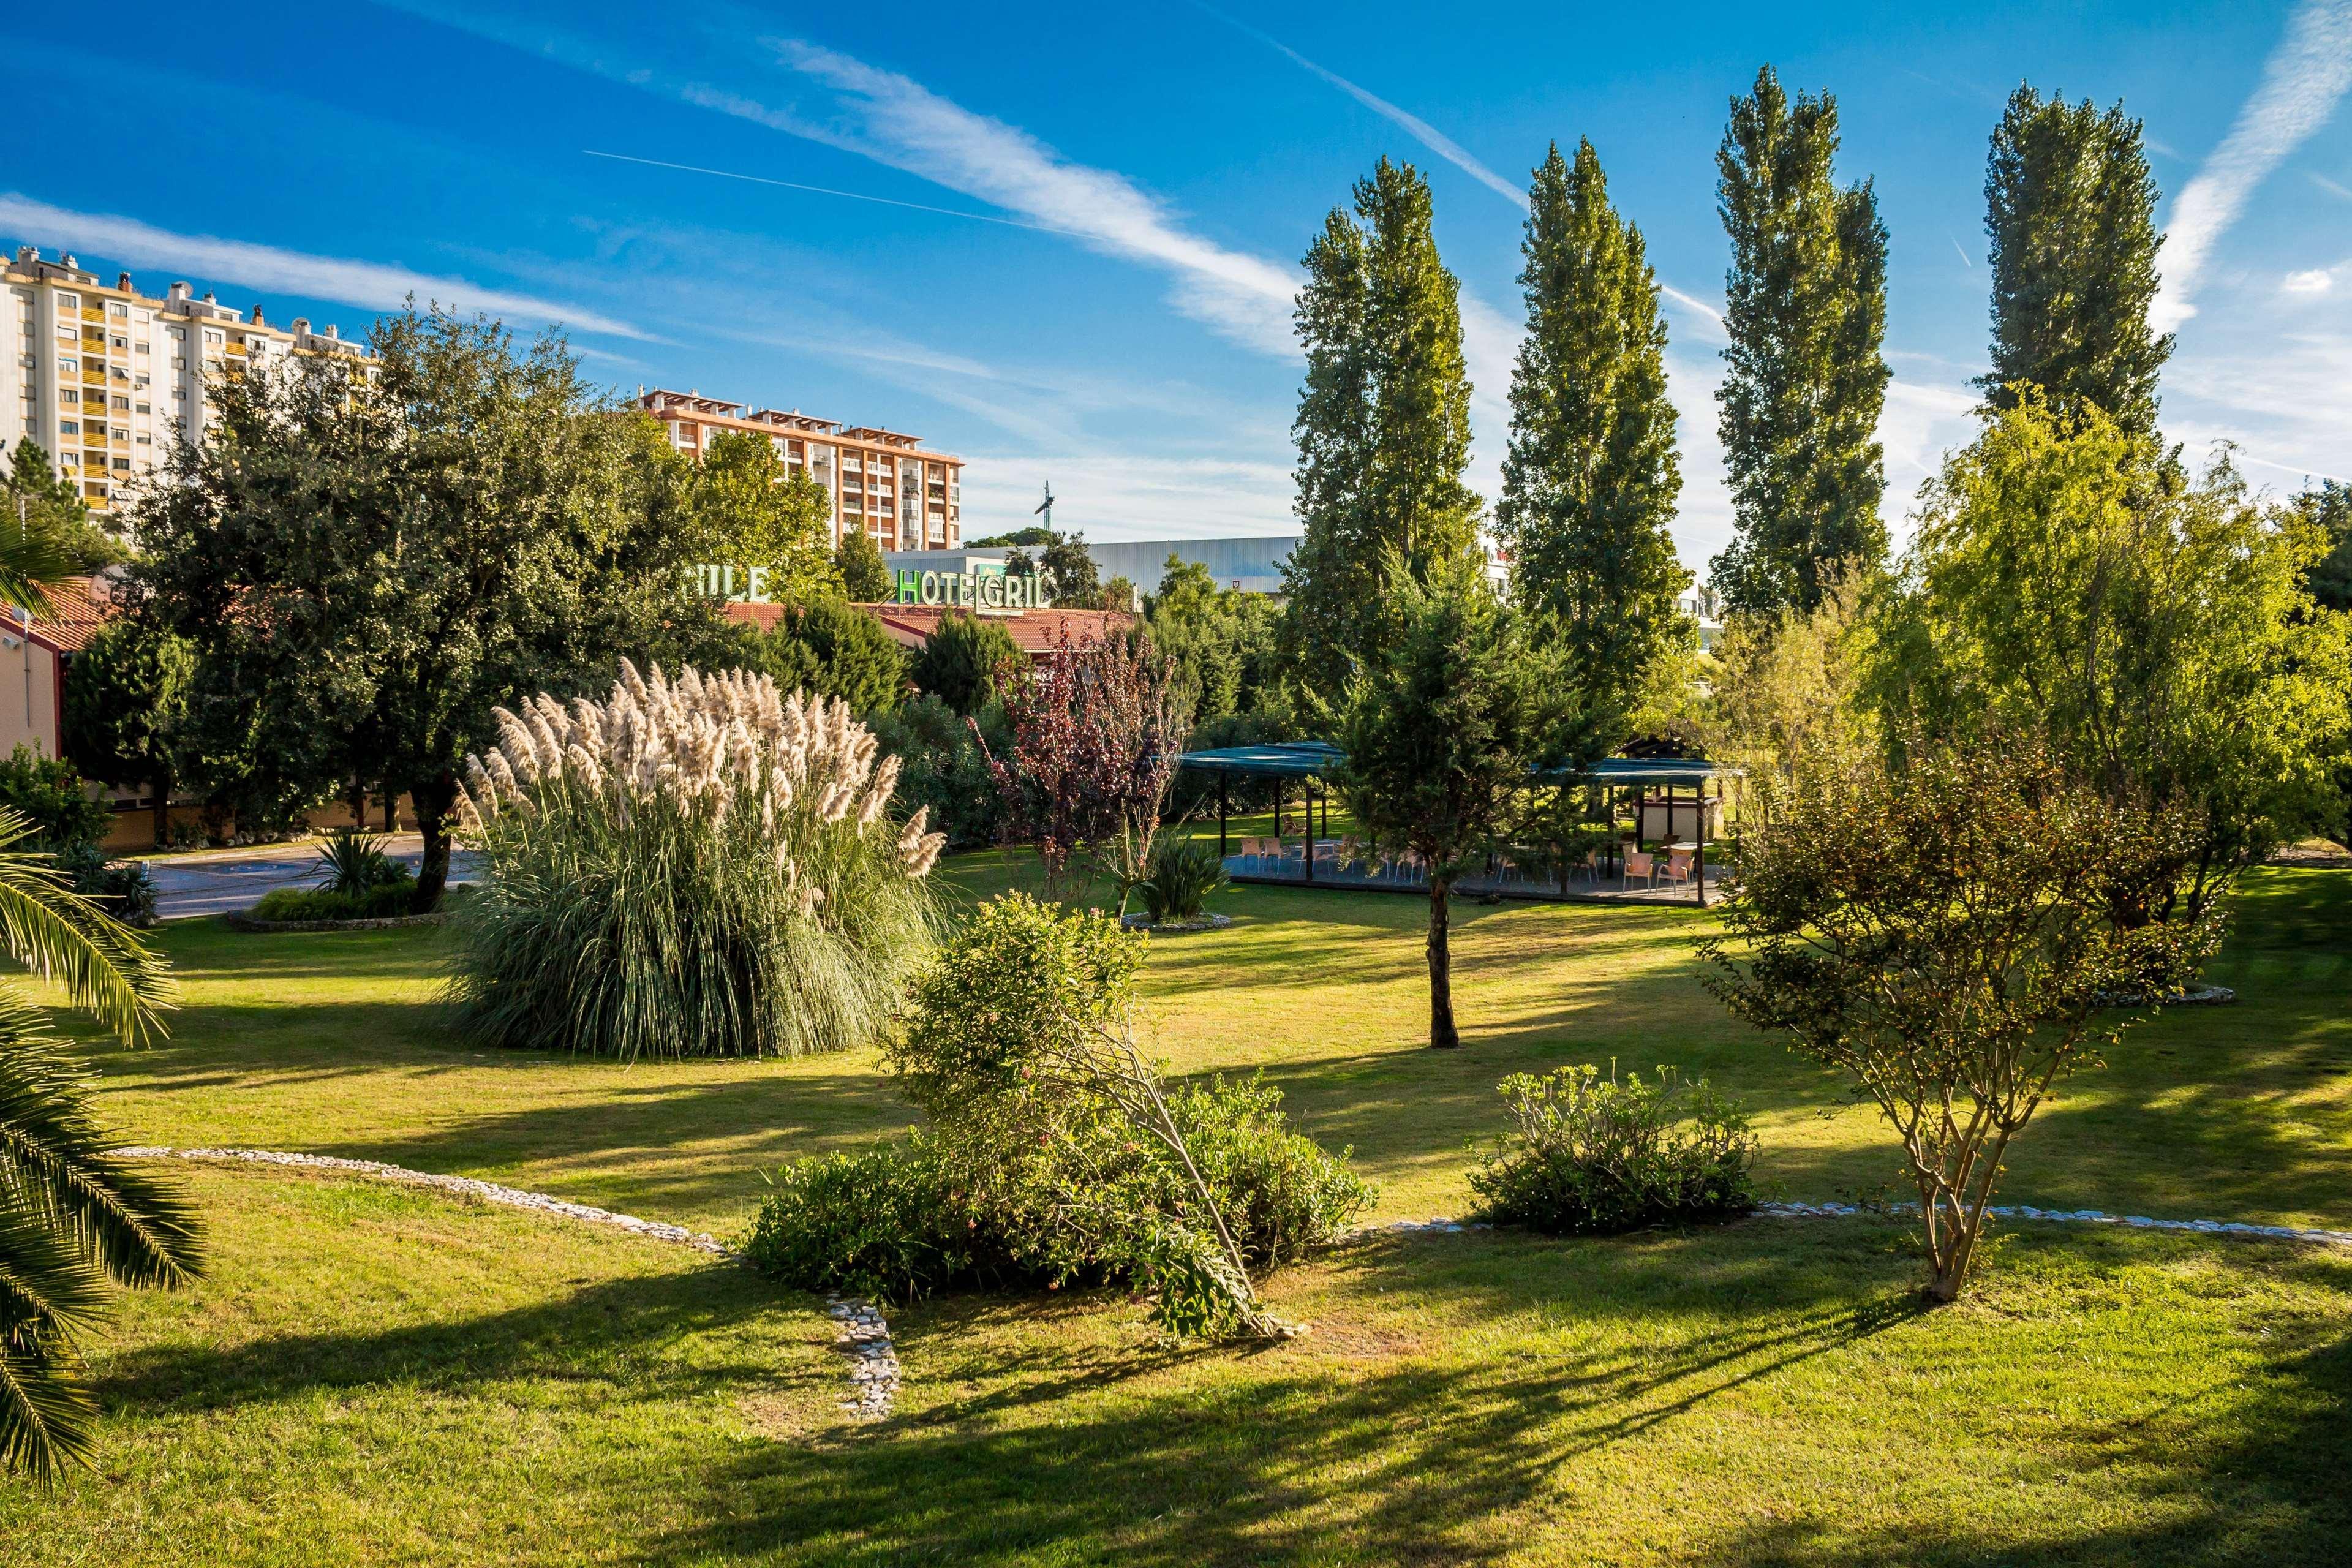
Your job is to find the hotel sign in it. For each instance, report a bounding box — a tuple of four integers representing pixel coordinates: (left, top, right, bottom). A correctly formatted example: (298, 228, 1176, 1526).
(693, 561, 1055, 612)
(893, 564, 1054, 611)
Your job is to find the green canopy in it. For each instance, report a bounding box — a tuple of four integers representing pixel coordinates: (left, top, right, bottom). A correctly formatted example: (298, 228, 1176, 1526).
(1174, 744, 1739, 788)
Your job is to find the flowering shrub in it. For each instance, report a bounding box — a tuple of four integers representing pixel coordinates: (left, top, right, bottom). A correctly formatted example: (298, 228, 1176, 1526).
(1468, 1064, 1757, 1234)
(447, 659, 944, 1060)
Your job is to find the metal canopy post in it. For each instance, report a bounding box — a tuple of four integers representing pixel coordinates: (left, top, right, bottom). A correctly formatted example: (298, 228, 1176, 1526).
(1302, 781, 1314, 883)
(1695, 777, 1708, 907)
(1218, 772, 1229, 857)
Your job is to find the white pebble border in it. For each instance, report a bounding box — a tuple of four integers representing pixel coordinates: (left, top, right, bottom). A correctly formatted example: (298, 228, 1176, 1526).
(119, 1145, 902, 1419)
(1359, 1202, 2352, 1249)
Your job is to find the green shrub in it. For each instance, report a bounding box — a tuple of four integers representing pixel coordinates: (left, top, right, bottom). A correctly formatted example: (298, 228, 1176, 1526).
(1139, 835, 1227, 922)
(251, 878, 418, 922)
(0, 745, 111, 852)
(869, 693, 1009, 850)
(1468, 1064, 1757, 1234)
(447, 661, 946, 1060)
(56, 842, 159, 927)
(744, 895, 1369, 1332)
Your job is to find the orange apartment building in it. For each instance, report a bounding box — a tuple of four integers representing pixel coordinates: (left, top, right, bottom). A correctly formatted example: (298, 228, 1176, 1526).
(633, 388, 962, 553)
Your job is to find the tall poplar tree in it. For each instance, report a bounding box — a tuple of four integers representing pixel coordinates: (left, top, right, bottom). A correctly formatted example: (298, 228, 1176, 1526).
(1979, 86, 2172, 439)
(1282, 158, 1483, 699)
(1711, 67, 1891, 616)
(1498, 140, 1688, 729)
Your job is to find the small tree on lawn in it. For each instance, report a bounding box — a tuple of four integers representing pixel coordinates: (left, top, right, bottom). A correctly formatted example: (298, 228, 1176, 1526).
(980, 624, 1183, 907)
(1325, 551, 1591, 1049)
(1702, 741, 2215, 1302)
(64, 617, 194, 847)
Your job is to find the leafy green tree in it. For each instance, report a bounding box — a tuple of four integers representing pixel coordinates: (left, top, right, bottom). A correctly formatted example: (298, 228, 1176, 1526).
(1712, 66, 1891, 616)
(2299, 479, 2352, 614)
(1147, 556, 1283, 726)
(64, 619, 192, 847)
(1039, 530, 1100, 606)
(913, 611, 1022, 716)
(1499, 140, 1690, 732)
(968, 524, 1055, 548)
(128, 305, 723, 908)
(1704, 741, 2214, 1302)
(835, 527, 894, 601)
(693, 431, 840, 602)
(1871, 394, 2352, 924)
(1283, 158, 1485, 699)
(0, 439, 121, 586)
(1326, 552, 1591, 1049)
(1980, 86, 2171, 439)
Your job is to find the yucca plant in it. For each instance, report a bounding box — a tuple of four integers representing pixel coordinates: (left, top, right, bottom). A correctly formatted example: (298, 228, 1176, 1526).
(1139, 834, 1227, 924)
(0, 809, 194, 1480)
(313, 827, 402, 895)
(448, 660, 947, 1060)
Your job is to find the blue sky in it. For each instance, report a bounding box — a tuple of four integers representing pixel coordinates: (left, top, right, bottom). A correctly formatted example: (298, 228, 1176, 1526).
(6, 1, 2349, 575)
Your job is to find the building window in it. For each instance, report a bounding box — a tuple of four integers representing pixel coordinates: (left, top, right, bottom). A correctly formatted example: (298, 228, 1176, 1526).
(135, 401, 149, 415)
(111, 456, 129, 471)
(59, 388, 77, 405)
(58, 420, 78, 437)
(134, 341, 148, 355)
(57, 356, 76, 374)
(109, 334, 127, 350)
(202, 329, 224, 346)
(56, 293, 78, 311)
(54, 323, 75, 342)
(111, 394, 129, 411)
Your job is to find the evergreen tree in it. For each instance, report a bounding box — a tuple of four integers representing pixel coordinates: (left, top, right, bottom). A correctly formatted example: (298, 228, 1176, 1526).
(913, 611, 1022, 716)
(2299, 480, 2352, 612)
(1498, 140, 1689, 731)
(1282, 158, 1484, 699)
(835, 527, 894, 601)
(1711, 67, 1891, 616)
(1980, 86, 2171, 439)
(0, 438, 123, 576)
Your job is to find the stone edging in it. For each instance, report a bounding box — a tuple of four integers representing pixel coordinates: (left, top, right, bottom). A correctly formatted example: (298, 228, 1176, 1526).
(224, 911, 451, 933)
(117, 1145, 900, 1419)
(1359, 1201, 2352, 1249)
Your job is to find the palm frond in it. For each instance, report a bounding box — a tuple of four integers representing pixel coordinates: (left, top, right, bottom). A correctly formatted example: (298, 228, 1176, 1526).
(0, 812, 172, 1044)
(0, 1008, 202, 1289)
(0, 523, 78, 622)
(0, 1291, 100, 1482)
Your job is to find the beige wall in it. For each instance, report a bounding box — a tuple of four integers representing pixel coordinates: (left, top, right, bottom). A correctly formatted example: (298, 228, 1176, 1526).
(0, 628, 60, 765)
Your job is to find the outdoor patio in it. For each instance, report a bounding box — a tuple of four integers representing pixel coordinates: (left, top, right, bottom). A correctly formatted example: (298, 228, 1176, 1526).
(1180, 742, 1740, 907)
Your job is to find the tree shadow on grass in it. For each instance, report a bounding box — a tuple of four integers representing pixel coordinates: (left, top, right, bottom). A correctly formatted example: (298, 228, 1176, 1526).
(638, 1273, 1926, 1568)
(88, 1256, 812, 1418)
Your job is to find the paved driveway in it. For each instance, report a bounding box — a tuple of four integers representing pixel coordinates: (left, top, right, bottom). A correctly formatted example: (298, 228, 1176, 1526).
(143, 836, 481, 919)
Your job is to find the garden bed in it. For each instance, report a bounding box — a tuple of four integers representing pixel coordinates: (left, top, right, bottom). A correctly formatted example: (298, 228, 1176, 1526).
(1118, 911, 1235, 935)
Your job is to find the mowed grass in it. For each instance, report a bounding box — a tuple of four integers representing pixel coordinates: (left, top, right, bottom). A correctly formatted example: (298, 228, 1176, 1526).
(67, 856, 2352, 1236)
(2, 1169, 2345, 1566)
(0, 858, 2346, 1562)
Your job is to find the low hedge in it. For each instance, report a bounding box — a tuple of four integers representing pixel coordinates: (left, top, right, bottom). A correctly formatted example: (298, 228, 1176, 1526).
(250, 878, 420, 924)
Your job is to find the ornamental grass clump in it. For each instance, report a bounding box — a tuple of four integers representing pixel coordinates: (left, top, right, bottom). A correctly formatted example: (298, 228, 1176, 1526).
(447, 659, 944, 1060)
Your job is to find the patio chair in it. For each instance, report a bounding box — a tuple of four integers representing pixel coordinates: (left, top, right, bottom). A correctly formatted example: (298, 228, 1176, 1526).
(1661, 847, 1695, 894)
(1622, 848, 1657, 891)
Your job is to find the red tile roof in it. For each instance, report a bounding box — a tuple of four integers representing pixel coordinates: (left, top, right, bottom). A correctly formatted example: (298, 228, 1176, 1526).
(23, 576, 116, 654)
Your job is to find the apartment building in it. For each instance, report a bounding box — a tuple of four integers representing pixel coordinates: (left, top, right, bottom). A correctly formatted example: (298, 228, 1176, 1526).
(634, 388, 962, 552)
(2, 244, 369, 514)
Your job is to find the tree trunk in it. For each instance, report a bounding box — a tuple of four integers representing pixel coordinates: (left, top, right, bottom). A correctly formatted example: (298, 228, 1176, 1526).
(1427, 874, 1459, 1049)
(151, 773, 170, 849)
(412, 773, 456, 913)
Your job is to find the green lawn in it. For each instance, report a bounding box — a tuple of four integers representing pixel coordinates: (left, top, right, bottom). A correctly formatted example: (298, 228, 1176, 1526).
(1, 858, 2346, 1563)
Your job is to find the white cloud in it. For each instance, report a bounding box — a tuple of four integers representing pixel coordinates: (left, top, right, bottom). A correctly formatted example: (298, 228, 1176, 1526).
(2283, 266, 2337, 294)
(0, 192, 647, 339)
(2152, 0, 2352, 331)
(2314, 172, 2352, 202)
(1192, 2, 1529, 208)
(729, 42, 1302, 356)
